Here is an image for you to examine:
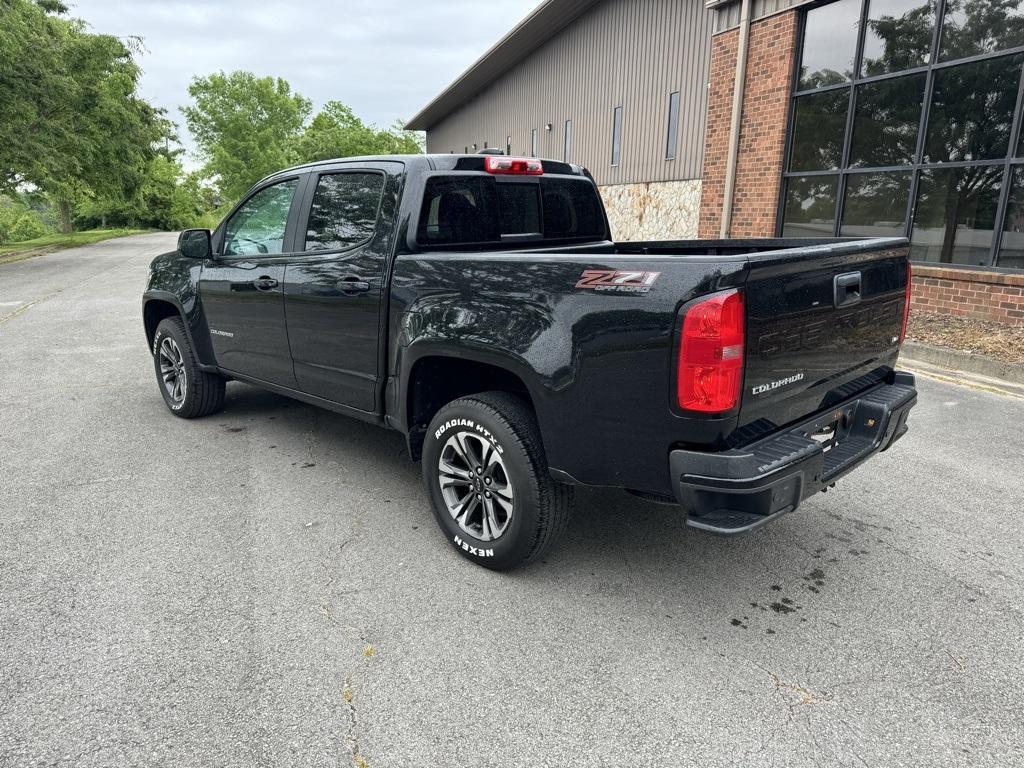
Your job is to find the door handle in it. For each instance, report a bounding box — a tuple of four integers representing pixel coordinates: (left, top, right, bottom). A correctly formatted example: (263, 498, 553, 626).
(253, 276, 279, 291)
(339, 277, 371, 294)
(833, 271, 861, 308)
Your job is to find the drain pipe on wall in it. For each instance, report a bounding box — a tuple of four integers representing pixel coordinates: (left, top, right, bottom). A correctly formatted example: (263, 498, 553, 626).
(719, 0, 752, 239)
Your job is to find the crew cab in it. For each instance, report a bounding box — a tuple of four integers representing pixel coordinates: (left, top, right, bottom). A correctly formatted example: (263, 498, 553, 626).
(143, 153, 917, 570)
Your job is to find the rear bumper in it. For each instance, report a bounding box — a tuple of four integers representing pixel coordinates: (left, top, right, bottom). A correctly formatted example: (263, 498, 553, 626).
(671, 372, 917, 534)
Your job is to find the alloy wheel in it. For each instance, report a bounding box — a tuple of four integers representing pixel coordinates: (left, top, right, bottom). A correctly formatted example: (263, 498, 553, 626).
(438, 431, 514, 541)
(158, 337, 187, 405)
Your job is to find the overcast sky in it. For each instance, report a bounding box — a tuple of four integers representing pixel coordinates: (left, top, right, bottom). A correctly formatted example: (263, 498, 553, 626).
(69, 0, 540, 164)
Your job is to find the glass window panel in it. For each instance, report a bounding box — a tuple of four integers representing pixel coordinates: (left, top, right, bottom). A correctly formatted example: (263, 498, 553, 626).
(799, 0, 861, 89)
(923, 54, 1023, 163)
(782, 175, 839, 237)
(789, 89, 850, 171)
(611, 106, 623, 166)
(840, 171, 913, 236)
(911, 166, 1002, 265)
(666, 92, 680, 160)
(223, 179, 298, 257)
(305, 173, 384, 252)
(862, 0, 937, 75)
(998, 166, 1024, 268)
(849, 74, 926, 167)
(940, 0, 1024, 61)
(563, 121, 572, 163)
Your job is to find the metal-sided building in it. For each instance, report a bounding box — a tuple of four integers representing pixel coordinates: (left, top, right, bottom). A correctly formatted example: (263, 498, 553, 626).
(406, 0, 1024, 325)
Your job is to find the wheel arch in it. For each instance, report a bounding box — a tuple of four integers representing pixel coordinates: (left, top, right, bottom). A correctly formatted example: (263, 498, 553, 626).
(143, 297, 183, 351)
(402, 351, 541, 462)
(143, 292, 217, 369)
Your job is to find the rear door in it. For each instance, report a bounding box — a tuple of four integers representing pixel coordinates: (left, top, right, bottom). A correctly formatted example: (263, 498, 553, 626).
(200, 176, 306, 387)
(739, 242, 909, 430)
(282, 163, 397, 411)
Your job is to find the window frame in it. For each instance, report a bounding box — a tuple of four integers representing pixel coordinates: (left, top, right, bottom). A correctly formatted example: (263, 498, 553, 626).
(777, 0, 1024, 271)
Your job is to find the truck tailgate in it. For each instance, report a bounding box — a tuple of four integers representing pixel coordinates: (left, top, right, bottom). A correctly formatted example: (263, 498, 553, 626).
(739, 241, 909, 432)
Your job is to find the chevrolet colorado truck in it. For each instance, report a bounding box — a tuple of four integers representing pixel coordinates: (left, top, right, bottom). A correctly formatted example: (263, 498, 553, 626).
(143, 153, 917, 570)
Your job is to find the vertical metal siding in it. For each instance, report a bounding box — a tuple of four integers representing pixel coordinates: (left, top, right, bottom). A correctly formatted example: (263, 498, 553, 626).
(713, 0, 813, 33)
(424, 0, 716, 186)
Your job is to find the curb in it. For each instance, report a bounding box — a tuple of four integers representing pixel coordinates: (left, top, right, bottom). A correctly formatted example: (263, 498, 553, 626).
(899, 342, 1024, 397)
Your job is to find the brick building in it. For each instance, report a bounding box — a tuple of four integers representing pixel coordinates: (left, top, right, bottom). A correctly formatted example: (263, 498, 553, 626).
(407, 0, 1024, 325)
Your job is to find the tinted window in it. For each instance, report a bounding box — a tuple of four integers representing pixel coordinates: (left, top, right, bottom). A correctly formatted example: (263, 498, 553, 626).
(304, 172, 384, 252)
(924, 54, 1023, 162)
(541, 178, 606, 238)
(789, 89, 849, 171)
(840, 171, 913, 236)
(417, 175, 606, 246)
(611, 107, 623, 166)
(497, 184, 542, 236)
(223, 179, 298, 257)
(781, 175, 839, 237)
(564, 120, 572, 163)
(940, 0, 1024, 60)
(861, 0, 936, 76)
(666, 91, 680, 160)
(999, 166, 1024, 268)
(799, 0, 861, 89)
(912, 166, 1002, 264)
(849, 74, 926, 166)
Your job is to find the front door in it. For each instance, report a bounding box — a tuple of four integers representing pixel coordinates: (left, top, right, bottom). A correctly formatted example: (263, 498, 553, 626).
(200, 176, 303, 387)
(283, 168, 391, 411)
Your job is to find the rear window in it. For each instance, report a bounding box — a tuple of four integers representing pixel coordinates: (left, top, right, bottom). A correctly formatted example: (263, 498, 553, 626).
(417, 175, 606, 246)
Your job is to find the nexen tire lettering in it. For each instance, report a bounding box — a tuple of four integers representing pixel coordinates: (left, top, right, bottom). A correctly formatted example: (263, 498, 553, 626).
(453, 535, 495, 557)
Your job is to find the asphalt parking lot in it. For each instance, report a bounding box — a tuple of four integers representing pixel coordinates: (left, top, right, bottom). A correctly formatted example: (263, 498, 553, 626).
(1, 232, 1022, 767)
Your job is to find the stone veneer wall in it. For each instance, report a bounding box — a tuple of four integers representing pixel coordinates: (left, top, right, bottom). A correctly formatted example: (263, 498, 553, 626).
(599, 180, 702, 241)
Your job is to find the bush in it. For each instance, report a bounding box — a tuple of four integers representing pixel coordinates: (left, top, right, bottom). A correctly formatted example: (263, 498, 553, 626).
(10, 213, 48, 242)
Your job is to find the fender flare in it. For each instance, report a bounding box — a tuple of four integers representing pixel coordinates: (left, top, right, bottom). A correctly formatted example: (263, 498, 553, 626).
(143, 291, 217, 370)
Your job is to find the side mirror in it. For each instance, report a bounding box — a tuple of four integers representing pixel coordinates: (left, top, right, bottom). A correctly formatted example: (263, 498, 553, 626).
(178, 228, 212, 259)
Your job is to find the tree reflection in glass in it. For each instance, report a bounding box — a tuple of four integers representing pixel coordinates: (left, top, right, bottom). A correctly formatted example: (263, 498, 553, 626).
(840, 171, 913, 236)
(912, 166, 1002, 264)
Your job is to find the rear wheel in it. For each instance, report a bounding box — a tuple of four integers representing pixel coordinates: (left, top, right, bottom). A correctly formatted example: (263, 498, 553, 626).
(422, 392, 572, 570)
(152, 317, 225, 418)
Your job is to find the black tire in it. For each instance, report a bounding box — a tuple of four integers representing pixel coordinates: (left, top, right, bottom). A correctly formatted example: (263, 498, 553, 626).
(152, 316, 225, 418)
(422, 392, 572, 570)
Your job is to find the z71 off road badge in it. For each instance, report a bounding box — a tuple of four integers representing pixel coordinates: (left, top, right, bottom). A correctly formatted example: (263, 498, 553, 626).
(575, 269, 661, 293)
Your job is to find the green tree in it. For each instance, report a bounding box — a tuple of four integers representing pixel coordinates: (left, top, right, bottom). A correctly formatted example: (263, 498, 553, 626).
(0, 0, 164, 232)
(291, 101, 423, 162)
(183, 71, 312, 201)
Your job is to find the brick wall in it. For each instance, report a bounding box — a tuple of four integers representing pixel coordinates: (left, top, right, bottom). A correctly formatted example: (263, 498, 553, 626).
(911, 265, 1024, 326)
(698, 11, 799, 238)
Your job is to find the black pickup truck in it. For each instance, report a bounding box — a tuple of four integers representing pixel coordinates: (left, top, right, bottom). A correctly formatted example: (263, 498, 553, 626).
(143, 153, 917, 569)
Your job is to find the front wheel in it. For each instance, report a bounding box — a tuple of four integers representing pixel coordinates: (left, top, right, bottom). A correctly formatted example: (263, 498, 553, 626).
(152, 317, 225, 418)
(422, 392, 572, 570)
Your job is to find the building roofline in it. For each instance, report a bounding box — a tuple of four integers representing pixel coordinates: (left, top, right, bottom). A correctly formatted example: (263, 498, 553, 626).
(405, 0, 600, 131)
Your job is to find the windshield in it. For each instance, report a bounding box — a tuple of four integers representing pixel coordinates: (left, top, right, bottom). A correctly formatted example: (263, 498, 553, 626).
(416, 175, 607, 247)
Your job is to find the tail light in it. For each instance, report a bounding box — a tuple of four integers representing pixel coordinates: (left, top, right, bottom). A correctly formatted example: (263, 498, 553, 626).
(484, 155, 543, 175)
(899, 261, 912, 344)
(677, 289, 745, 413)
